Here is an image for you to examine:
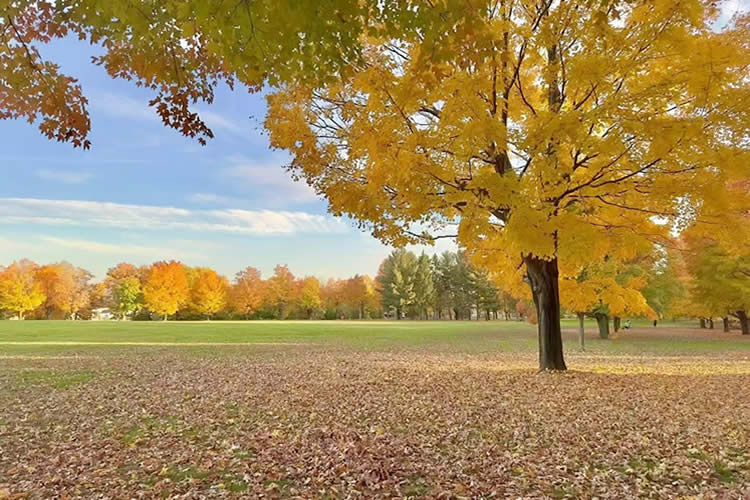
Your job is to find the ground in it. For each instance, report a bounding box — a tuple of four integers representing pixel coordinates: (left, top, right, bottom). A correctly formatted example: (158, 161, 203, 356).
(1, 320, 748, 499)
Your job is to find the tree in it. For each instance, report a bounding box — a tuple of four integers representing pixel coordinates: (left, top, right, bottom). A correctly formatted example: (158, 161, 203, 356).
(190, 268, 228, 319)
(472, 268, 501, 320)
(4, 2, 749, 369)
(561, 255, 656, 342)
(230, 267, 265, 319)
(413, 253, 435, 319)
(265, 3, 749, 369)
(681, 231, 750, 335)
(0, 260, 45, 319)
(265, 265, 297, 319)
(376, 250, 417, 319)
(63, 263, 93, 320)
(641, 252, 686, 321)
(104, 263, 143, 318)
(113, 276, 143, 319)
(34, 264, 64, 319)
(143, 261, 189, 320)
(340, 275, 379, 319)
(321, 278, 346, 319)
(298, 277, 322, 319)
(34, 262, 92, 319)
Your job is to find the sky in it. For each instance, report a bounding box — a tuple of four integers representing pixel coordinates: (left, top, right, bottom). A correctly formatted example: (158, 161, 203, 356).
(0, 1, 745, 280)
(0, 36, 455, 281)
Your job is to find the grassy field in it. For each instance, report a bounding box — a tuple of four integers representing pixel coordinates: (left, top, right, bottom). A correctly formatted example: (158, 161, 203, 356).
(1, 320, 749, 498)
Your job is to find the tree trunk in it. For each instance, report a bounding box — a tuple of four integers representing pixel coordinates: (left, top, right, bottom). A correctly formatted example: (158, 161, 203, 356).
(737, 310, 749, 335)
(577, 312, 585, 352)
(396, 307, 401, 320)
(524, 255, 566, 371)
(163, 314, 168, 321)
(723, 317, 730, 332)
(699, 318, 706, 329)
(595, 313, 610, 339)
(708, 317, 714, 329)
(613, 316, 621, 333)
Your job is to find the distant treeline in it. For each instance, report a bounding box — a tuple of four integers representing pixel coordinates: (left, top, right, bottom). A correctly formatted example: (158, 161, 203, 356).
(0, 251, 524, 321)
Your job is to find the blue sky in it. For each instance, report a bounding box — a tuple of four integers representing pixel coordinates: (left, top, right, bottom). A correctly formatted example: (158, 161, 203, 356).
(0, 37, 452, 280)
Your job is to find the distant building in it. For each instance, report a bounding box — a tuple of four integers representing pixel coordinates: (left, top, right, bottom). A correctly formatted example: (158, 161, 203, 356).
(91, 308, 113, 321)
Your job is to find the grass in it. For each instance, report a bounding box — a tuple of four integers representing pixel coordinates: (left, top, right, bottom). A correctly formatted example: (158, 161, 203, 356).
(0, 318, 746, 357)
(17, 369, 96, 389)
(1, 320, 749, 498)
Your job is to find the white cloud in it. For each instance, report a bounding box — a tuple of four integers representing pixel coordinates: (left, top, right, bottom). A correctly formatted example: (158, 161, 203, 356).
(221, 154, 319, 203)
(0, 198, 348, 235)
(38, 236, 202, 260)
(90, 92, 158, 122)
(35, 168, 92, 185)
(196, 108, 246, 136)
(0, 237, 39, 252)
(187, 192, 245, 205)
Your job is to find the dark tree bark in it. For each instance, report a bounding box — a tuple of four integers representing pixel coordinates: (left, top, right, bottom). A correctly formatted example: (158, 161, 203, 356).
(613, 316, 621, 333)
(577, 312, 585, 351)
(699, 318, 706, 329)
(707, 317, 714, 329)
(524, 255, 566, 371)
(595, 313, 610, 339)
(737, 310, 749, 335)
(723, 316, 730, 332)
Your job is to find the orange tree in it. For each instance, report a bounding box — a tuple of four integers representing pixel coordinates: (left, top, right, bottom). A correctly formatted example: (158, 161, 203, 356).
(190, 268, 229, 319)
(3, 1, 749, 369)
(142, 261, 189, 320)
(229, 267, 265, 319)
(0, 260, 45, 320)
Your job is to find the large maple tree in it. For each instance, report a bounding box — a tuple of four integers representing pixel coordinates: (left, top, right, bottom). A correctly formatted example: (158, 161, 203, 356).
(2, 1, 748, 369)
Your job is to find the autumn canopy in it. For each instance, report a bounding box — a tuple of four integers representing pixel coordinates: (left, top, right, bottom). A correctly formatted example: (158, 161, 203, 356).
(1, 0, 748, 370)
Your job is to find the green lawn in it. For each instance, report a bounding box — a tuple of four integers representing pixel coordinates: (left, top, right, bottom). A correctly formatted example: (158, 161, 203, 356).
(0, 318, 746, 357)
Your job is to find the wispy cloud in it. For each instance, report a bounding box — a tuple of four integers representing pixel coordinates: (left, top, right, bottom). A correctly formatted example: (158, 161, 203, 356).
(39, 236, 202, 260)
(90, 92, 158, 122)
(35, 168, 93, 185)
(89, 92, 247, 141)
(197, 108, 247, 136)
(187, 193, 245, 205)
(221, 154, 319, 203)
(0, 198, 348, 235)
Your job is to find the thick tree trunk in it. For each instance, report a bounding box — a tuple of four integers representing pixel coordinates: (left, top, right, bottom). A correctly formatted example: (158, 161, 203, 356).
(524, 256, 566, 371)
(737, 310, 749, 335)
(613, 316, 621, 333)
(577, 312, 585, 352)
(707, 318, 714, 329)
(723, 317, 730, 332)
(595, 313, 610, 339)
(396, 307, 401, 320)
(699, 318, 706, 329)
